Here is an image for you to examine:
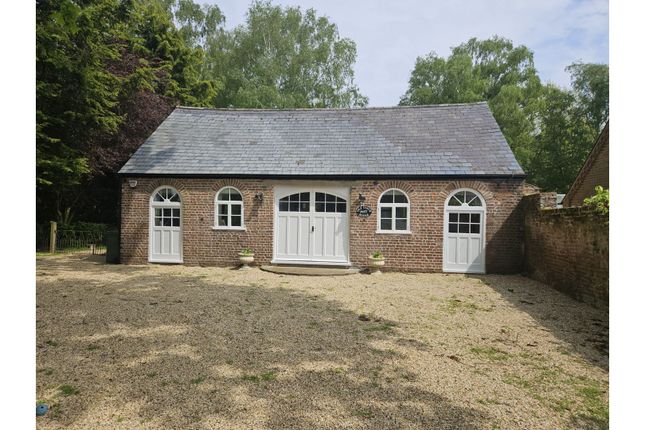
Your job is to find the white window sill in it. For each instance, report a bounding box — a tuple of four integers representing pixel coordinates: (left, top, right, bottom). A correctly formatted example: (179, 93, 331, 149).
(212, 226, 246, 231)
(376, 230, 412, 235)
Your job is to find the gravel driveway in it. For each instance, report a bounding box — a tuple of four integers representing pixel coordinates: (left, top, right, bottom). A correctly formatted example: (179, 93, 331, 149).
(36, 255, 608, 429)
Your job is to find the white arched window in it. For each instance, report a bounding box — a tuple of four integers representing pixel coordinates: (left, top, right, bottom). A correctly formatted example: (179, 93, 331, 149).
(377, 189, 410, 233)
(215, 187, 244, 229)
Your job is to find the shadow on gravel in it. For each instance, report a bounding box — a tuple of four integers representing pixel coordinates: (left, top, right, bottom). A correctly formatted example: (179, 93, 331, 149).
(469, 274, 608, 371)
(37, 258, 489, 429)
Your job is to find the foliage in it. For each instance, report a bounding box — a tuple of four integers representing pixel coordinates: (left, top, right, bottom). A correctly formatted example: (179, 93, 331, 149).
(400, 36, 608, 192)
(204, 1, 367, 108)
(36, 0, 221, 223)
(240, 248, 254, 256)
(583, 186, 609, 215)
(371, 251, 384, 259)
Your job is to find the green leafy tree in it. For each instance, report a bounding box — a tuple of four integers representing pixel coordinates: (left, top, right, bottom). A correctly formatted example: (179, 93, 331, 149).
(566, 62, 609, 131)
(400, 36, 542, 169)
(400, 36, 608, 193)
(206, 1, 367, 108)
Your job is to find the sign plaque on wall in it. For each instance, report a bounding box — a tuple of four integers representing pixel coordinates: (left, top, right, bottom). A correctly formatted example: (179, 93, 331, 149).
(355, 204, 372, 218)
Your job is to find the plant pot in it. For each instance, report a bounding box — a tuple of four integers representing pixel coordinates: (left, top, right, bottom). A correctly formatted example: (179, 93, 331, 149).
(368, 256, 385, 274)
(238, 253, 255, 270)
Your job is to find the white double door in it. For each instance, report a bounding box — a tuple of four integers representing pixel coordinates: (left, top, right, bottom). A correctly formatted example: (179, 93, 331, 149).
(443, 209, 485, 273)
(274, 186, 349, 265)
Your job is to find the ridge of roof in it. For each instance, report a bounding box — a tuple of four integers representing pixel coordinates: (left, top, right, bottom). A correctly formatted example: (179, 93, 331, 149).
(174, 101, 489, 113)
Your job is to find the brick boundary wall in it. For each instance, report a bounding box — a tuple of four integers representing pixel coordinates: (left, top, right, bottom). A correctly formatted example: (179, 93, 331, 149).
(522, 193, 609, 308)
(121, 177, 526, 273)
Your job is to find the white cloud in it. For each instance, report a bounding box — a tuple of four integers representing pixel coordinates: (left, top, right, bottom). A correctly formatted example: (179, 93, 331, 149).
(198, 0, 608, 106)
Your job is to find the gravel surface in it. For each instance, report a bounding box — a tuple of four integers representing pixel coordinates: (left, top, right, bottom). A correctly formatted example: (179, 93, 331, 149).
(36, 255, 608, 429)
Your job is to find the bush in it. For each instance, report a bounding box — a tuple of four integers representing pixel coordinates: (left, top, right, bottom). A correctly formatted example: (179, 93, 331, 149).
(583, 186, 609, 215)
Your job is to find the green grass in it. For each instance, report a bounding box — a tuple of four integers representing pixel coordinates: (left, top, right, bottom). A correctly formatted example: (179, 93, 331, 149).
(38, 368, 55, 376)
(58, 384, 79, 396)
(87, 344, 99, 351)
(352, 408, 374, 418)
(190, 375, 205, 385)
(116, 416, 124, 423)
(471, 346, 510, 361)
(45, 340, 59, 347)
(146, 372, 157, 379)
(242, 371, 277, 383)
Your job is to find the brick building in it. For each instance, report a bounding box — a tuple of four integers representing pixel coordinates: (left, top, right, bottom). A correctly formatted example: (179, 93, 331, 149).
(119, 103, 526, 273)
(563, 122, 609, 207)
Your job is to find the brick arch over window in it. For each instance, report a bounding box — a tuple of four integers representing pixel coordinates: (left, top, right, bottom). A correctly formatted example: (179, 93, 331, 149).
(209, 179, 248, 193)
(439, 181, 494, 203)
(365, 181, 416, 203)
(141, 179, 188, 196)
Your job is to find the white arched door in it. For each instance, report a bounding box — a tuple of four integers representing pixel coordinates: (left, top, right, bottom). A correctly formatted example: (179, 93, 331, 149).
(443, 189, 485, 273)
(273, 186, 349, 265)
(149, 187, 182, 263)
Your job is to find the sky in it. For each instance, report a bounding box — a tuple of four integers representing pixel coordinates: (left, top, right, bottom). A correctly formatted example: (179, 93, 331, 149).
(197, 0, 608, 107)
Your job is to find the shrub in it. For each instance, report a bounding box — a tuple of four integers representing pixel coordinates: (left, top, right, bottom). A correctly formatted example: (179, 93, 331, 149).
(240, 248, 254, 256)
(371, 250, 384, 259)
(583, 186, 609, 215)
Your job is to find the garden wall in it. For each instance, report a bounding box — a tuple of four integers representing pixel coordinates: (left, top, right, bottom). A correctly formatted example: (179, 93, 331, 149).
(522, 193, 608, 308)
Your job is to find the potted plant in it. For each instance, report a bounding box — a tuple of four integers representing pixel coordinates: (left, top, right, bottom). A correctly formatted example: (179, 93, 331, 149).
(238, 248, 255, 270)
(368, 250, 385, 274)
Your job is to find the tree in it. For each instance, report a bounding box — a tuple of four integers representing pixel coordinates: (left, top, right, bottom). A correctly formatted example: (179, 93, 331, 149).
(400, 36, 608, 193)
(36, 0, 220, 224)
(400, 36, 542, 170)
(205, 1, 367, 108)
(566, 62, 609, 131)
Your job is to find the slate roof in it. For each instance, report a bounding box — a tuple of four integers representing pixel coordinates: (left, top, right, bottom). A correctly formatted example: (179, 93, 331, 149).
(119, 102, 525, 177)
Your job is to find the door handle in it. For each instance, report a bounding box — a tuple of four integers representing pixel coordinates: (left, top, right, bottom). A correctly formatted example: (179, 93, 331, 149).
(311, 225, 315, 232)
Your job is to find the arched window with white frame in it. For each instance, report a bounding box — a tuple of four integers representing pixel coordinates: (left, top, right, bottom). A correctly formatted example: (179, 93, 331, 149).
(215, 186, 244, 229)
(377, 189, 410, 233)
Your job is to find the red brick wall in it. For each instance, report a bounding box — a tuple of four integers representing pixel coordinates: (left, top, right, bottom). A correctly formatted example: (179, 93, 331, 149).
(522, 194, 609, 308)
(563, 123, 609, 207)
(121, 177, 526, 273)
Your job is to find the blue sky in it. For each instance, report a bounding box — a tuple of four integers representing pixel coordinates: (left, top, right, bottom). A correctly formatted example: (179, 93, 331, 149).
(197, 0, 609, 107)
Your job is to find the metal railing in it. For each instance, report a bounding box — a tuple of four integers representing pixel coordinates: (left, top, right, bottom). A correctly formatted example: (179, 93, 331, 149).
(37, 222, 107, 255)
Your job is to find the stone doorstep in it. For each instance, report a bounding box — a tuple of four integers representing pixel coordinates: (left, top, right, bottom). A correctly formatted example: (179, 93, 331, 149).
(260, 265, 361, 276)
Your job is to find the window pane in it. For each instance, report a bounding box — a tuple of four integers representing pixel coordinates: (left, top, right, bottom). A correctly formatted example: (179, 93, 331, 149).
(300, 202, 310, 212)
(471, 224, 480, 234)
(458, 224, 469, 233)
(163, 208, 171, 217)
(449, 213, 457, 222)
(326, 194, 336, 202)
(469, 196, 482, 206)
(219, 189, 230, 201)
(316, 192, 325, 202)
(395, 219, 407, 230)
(471, 213, 480, 223)
(315, 202, 325, 212)
(449, 223, 457, 233)
(231, 204, 241, 215)
(218, 215, 228, 226)
(459, 213, 469, 223)
(381, 207, 392, 218)
(231, 216, 242, 227)
(464, 191, 476, 203)
(396, 207, 407, 218)
(394, 191, 408, 203)
(326, 202, 335, 212)
(300, 192, 310, 202)
(155, 218, 162, 226)
(381, 219, 392, 230)
(219, 204, 228, 215)
(337, 197, 346, 204)
(154, 192, 164, 202)
(448, 196, 461, 206)
(172, 218, 180, 227)
(380, 191, 394, 203)
(290, 202, 299, 211)
(279, 201, 288, 211)
(163, 218, 171, 226)
(229, 190, 242, 201)
(172, 209, 179, 217)
(337, 202, 346, 213)
(155, 208, 162, 217)
(169, 192, 180, 202)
